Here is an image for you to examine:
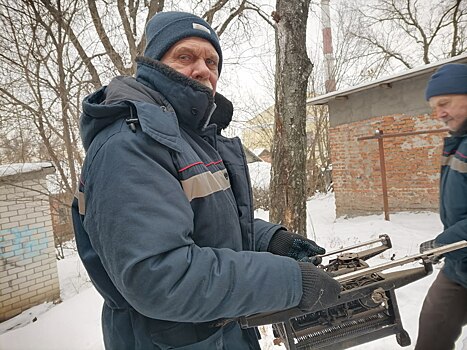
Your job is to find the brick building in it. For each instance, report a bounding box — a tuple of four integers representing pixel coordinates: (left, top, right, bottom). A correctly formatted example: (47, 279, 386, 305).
(0, 162, 60, 321)
(308, 54, 467, 218)
(49, 192, 74, 248)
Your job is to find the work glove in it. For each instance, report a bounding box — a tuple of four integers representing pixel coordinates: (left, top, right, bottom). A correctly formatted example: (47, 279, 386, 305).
(419, 239, 445, 263)
(268, 230, 325, 264)
(419, 239, 444, 253)
(420, 238, 467, 261)
(297, 262, 341, 312)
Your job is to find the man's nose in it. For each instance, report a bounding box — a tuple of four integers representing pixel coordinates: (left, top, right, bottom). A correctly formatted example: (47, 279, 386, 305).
(434, 107, 447, 119)
(191, 59, 210, 80)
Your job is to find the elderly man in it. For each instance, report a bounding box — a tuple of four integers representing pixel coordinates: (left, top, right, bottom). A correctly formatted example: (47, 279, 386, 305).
(72, 11, 340, 349)
(416, 63, 467, 350)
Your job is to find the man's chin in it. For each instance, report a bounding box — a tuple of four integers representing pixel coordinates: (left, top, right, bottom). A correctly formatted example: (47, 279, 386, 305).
(202, 84, 216, 96)
(195, 80, 215, 95)
(443, 120, 456, 131)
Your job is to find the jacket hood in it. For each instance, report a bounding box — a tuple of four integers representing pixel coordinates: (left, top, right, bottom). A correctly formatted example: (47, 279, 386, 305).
(80, 58, 216, 151)
(80, 77, 159, 151)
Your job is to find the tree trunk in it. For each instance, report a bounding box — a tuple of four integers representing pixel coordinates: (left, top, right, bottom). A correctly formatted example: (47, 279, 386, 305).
(270, 0, 312, 235)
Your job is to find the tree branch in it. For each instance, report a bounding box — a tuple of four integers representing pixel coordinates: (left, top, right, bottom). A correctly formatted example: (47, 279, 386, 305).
(117, 0, 137, 64)
(203, 0, 229, 24)
(245, 1, 275, 27)
(350, 31, 412, 69)
(39, 0, 102, 88)
(214, 0, 247, 37)
(136, 0, 165, 58)
(87, 0, 132, 75)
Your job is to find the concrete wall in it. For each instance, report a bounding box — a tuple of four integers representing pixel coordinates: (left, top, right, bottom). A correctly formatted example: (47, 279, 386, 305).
(329, 74, 431, 127)
(0, 171, 60, 321)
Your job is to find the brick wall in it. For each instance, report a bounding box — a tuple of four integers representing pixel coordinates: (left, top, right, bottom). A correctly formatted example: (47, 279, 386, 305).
(49, 193, 74, 247)
(0, 175, 60, 321)
(330, 113, 447, 217)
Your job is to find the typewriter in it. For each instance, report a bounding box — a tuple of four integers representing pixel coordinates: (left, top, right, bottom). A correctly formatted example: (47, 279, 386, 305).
(239, 235, 467, 350)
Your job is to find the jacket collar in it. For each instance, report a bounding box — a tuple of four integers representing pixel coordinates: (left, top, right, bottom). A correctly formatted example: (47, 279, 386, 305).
(450, 118, 467, 137)
(135, 57, 216, 131)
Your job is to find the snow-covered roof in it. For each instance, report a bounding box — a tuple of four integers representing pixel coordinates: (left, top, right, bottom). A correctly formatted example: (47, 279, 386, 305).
(0, 162, 55, 180)
(251, 148, 269, 156)
(307, 53, 467, 105)
(243, 147, 263, 163)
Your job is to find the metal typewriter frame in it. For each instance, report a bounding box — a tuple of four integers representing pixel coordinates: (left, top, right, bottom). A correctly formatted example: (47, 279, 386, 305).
(240, 236, 467, 350)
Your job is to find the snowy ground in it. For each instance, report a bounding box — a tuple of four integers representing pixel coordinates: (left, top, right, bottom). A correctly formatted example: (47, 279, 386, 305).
(1, 193, 466, 350)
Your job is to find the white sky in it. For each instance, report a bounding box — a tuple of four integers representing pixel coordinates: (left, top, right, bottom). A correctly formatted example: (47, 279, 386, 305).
(217, 0, 334, 126)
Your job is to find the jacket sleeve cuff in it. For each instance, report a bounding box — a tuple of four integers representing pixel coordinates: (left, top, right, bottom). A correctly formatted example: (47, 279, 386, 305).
(254, 218, 286, 252)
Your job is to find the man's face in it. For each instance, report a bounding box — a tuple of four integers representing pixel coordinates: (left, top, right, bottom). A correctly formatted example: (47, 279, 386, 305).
(429, 94, 467, 132)
(161, 37, 219, 94)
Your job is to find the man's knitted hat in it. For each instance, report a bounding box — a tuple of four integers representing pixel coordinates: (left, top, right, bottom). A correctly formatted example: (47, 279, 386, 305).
(144, 11, 223, 75)
(425, 63, 467, 100)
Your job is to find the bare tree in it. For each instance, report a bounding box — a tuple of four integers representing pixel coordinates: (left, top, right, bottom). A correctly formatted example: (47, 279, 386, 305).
(300, 0, 466, 201)
(0, 0, 273, 247)
(269, 0, 312, 234)
(309, 0, 393, 89)
(0, 1, 97, 195)
(345, 0, 466, 73)
(0, 0, 277, 190)
(305, 104, 332, 195)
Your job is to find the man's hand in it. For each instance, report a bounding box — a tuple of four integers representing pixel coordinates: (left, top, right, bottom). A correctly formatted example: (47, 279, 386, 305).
(297, 262, 341, 312)
(419, 239, 444, 253)
(419, 239, 444, 263)
(268, 230, 325, 264)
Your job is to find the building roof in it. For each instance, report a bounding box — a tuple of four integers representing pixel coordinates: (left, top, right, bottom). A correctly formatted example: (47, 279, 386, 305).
(307, 53, 467, 105)
(0, 162, 55, 183)
(243, 146, 263, 163)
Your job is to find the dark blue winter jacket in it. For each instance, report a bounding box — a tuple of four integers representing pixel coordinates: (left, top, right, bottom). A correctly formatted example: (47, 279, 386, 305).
(435, 130, 467, 288)
(71, 57, 303, 349)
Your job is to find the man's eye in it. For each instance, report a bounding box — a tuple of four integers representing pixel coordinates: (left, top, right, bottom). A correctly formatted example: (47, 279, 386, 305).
(179, 55, 192, 62)
(206, 58, 218, 67)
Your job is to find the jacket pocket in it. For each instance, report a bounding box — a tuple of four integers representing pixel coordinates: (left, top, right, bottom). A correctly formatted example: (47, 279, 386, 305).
(153, 322, 260, 350)
(151, 324, 225, 350)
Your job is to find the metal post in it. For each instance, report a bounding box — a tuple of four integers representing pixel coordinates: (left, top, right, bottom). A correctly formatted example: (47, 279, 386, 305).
(357, 127, 448, 221)
(376, 129, 390, 221)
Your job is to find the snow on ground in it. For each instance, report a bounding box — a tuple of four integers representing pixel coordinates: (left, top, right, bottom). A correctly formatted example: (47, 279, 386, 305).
(1, 193, 466, 350)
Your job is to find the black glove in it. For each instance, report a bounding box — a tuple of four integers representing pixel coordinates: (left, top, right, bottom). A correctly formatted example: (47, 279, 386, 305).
(297, 262, 341, 312)
(419, 239, 445, 253)
(268, 230, 325, 262)
(420, 239, 445, 263)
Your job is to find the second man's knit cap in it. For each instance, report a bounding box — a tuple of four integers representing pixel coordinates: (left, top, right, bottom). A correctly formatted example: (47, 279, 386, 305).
(425, 63, 467, 100)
